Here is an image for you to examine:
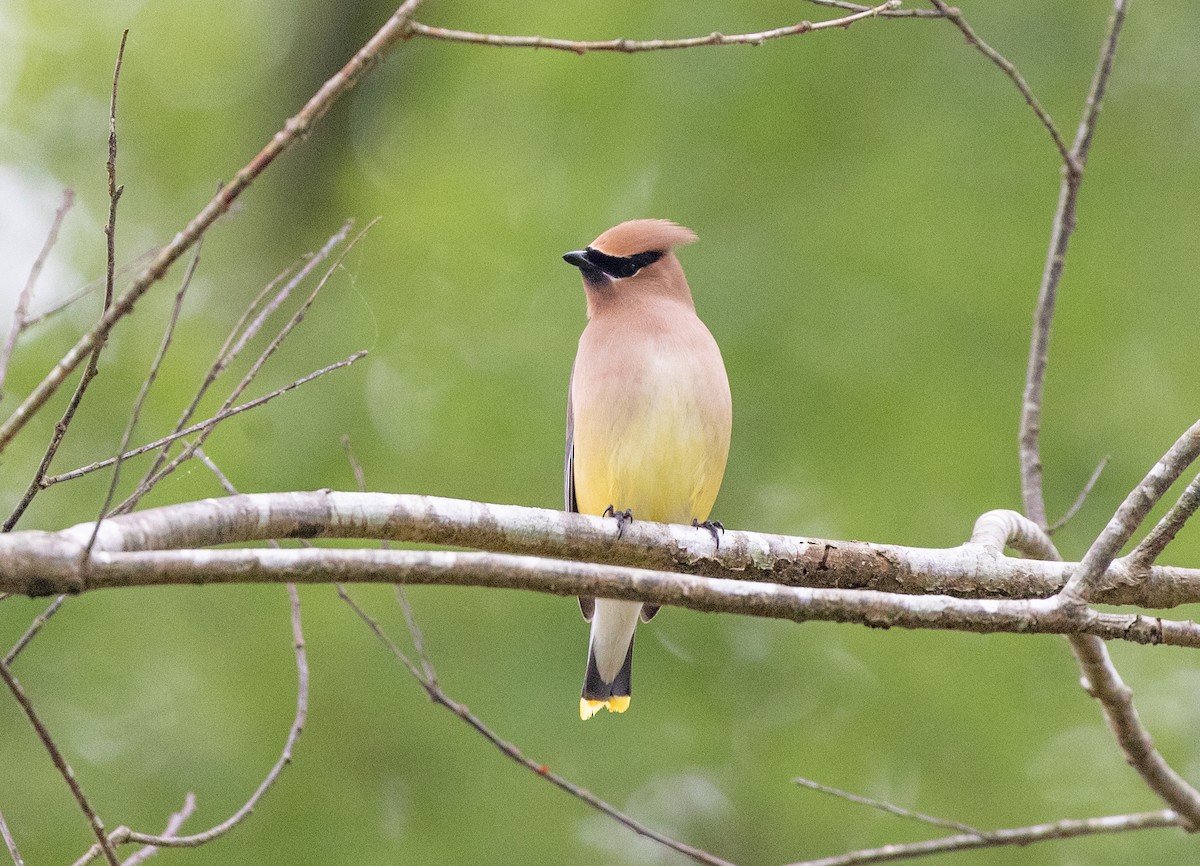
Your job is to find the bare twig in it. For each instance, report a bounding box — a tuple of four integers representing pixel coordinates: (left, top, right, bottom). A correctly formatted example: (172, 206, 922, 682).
(72, 582, 308, 863)
(21, 249, 158, 329)
(116, 793, 197, 866)
(341, 434, 368, 492)
(45, 352, 367, 487)
(0, 0, 428, 454)
(806, 0, 943, 16)
(0, 661, 119, 865)
(104, 31, 129, 312)
(4, 373, 94, 530)
(1059, 418, 1200, 603)
(0, 189, 75, 400)
(114, 219, 372, 514)
(792, 776, 979, 834)
(338, 587, 736, 866)
(406, 1, 897, 54)
(786, 809, 1181, 866)
(0, 806, 25, 866)
(4, 595, 67, 666)
(3, 33, 128, 532)
(136, 235, 340, 492)
(1016, 0, 1128, 528)
(1128, 472, 1200, 569)
(1048, 455, 1110, 534)
(84, 239, 203, 558)
(928, 1, 1074, 167)
(1070, 636, 1200, 828)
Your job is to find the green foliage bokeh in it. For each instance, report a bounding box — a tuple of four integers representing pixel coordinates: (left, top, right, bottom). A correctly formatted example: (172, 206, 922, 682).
(2, 1, 1200, 863)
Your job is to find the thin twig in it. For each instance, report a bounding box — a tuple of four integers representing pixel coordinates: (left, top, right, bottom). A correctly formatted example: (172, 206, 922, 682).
(1016, 0, 1128, 529)
(792, 776, 980, 835)
(341, 434, 368, 492)
(136, 245, 328, 491)
(1128, 472, 1200, 569)
(928, 1, 1074, 168)
(1048, 455, 1110, 534)
(104, 31, 128, 313)
(0, 661, 120, 865)
(71, 571, 309, 861)
(406, 1, 897, 54)
(4, 595, 67, 666)
(806, 0, 943, 16)
(84, 239, 204, 558)
(114, 219, 373, 514)
(3, 370, 94, 530)
(45, 351, 367, 487)
(21, 250, 158, 329)
(337, 587, 736, 866)
(117, 793, 197, 866)
(0, 189, 75, 401)
(0, 0, 428, 454)
(73, 452, 306, 864)
(785, 809, 1181, 866)
(393, 585, 436, 685)
(3, 33, 127, 532)
(0, 807, 25, 866)
(1059, 418, 1200, 603)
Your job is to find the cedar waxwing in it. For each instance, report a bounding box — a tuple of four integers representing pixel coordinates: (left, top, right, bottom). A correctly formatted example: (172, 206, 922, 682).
(563, 219, 732, 720)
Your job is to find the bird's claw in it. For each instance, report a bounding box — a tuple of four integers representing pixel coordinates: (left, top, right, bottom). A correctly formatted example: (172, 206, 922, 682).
(693, 518, 724, 549)
(604, 505, 634, 539)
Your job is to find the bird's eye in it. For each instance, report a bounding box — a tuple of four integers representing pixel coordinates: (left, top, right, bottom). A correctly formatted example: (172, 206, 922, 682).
(583, 248, 663, 279)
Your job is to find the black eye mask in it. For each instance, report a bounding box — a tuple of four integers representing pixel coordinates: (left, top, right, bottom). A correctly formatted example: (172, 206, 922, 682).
(583, 247, 663, 279)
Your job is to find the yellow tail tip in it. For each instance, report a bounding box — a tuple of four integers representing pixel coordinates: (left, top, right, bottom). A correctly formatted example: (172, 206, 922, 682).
(580, 695, 631, 720)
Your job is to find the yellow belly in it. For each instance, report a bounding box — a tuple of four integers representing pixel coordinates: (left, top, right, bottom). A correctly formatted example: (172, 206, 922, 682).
(571, 361, 729, 524)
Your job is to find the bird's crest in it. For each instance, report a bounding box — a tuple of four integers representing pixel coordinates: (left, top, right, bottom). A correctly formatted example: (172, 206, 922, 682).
(590, 219, 698, 257)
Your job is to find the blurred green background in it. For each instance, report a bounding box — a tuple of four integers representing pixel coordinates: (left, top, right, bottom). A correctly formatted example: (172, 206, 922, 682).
(3, 1, 1200, 863)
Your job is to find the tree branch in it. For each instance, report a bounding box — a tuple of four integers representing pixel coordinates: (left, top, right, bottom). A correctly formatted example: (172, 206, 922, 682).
(1059, 417, 1200, 604)
(406, 1, 898, 54)
(0, 495, 1198, 649)
(928, 1, 1074, 168)
(338, 586, 735, 866)
(0, 661, 119, 865)
(0, 0, 427, 454)
(0, 806, 25, 866)
(974, 508, 1200, 829)
(786, 809, 1181, 866)
(1129, 471, 1200, 570)
(1017, 0, 1128, 528)
(2, 492, 1196, 606)
(0, 188, 75, 401)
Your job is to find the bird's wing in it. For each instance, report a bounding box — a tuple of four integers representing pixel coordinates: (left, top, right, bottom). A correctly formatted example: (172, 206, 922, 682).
(566, 369, 595, 622)
(565, 368, 578, 515)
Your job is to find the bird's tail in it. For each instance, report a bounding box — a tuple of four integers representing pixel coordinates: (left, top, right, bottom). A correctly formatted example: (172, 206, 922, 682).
(580, 637, 634, 720)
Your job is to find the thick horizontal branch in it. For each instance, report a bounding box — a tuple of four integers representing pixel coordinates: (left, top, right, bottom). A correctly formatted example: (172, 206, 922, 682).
(1, 545, 1196, 649)
(0, 493, 1195, 607)
(0, 494, 1197, 647)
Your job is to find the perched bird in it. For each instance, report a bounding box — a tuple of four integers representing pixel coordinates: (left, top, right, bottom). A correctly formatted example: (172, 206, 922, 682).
(563, 219, 732, 720)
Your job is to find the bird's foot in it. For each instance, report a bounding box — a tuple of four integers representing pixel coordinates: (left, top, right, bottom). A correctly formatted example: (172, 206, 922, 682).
(693, 518, 724, 549)
(603, 505, 634, 539)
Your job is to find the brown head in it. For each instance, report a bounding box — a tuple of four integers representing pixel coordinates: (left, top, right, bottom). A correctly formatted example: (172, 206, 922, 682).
(563, 219, 699, 317)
